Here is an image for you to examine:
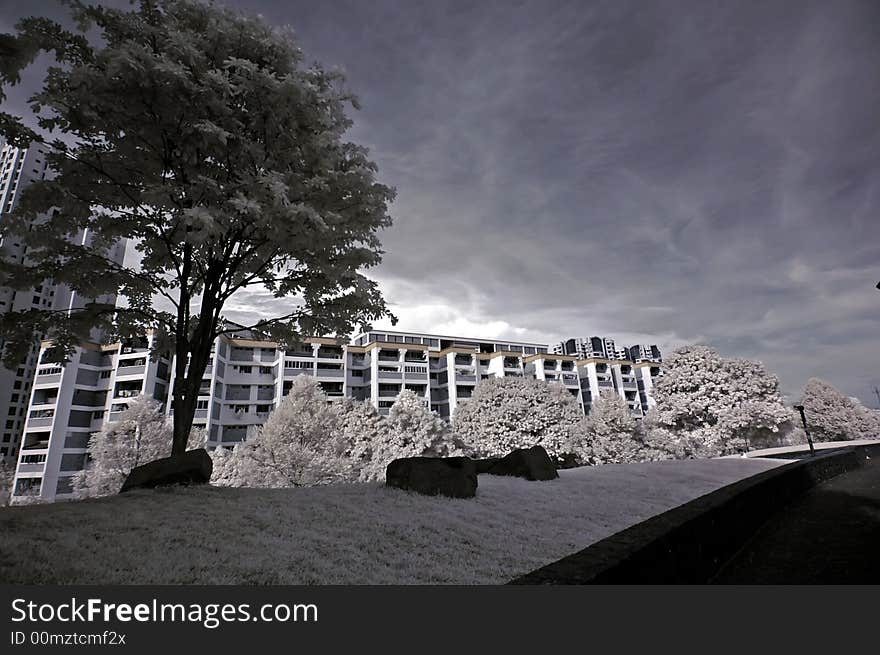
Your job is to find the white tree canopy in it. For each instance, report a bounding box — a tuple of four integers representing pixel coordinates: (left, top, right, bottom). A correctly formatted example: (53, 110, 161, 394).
(453, 376, 587, 458)
(645, 345, 792, 458)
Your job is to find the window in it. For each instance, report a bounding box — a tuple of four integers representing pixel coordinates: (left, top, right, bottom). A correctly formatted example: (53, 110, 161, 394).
(256, 405, 272, 413)
(196, 400, 209, 410)
(259, 366, 272, 374)
(236, 365, 252, 374)
(232, 405, 249, 414)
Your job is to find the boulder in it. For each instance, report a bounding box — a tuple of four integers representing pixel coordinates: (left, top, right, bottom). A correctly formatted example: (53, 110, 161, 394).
(474, 457, 501, 474)
(486, 446, 559, 481)
(120, 448, 213, 493)
(386, 456, 477, 498)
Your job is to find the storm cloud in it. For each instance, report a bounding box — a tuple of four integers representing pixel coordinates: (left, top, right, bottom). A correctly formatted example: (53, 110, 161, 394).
(2, 0, 878, 403)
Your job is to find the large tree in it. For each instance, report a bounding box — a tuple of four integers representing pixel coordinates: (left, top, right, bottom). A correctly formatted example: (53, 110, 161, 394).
(351, 390, 462, 481)
(0, 0, 395, 455)
(453, 376, 587, 458)
(222, 376, 353, 487)
(645, 345, 792, 457)
(798, 378, 880, 443)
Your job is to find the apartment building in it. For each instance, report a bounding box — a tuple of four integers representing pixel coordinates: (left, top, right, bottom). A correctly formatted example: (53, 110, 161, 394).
(12, 328, 663, 502)
(0, 143, 127, 466)
(0, 143, 52, 464)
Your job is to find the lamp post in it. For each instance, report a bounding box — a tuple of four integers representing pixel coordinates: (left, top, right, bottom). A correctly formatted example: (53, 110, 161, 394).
(794, 404, 815, 457)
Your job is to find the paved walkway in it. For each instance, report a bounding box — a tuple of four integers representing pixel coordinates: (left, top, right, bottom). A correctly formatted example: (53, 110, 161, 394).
(711, 454, 880, 583)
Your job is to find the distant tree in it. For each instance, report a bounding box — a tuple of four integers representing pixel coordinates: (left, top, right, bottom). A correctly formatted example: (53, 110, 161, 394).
(223, 376, 352, 488)
(799, 378, 880, 442)
(352, 391, 462, 482)
(72, 395, 204, 498)
(453, 377, 587, 458)
(647, 345, 791, 458)
(0, 461, 14, 506)
(0, 0, 395, 456)
(573, 390, 644, 465)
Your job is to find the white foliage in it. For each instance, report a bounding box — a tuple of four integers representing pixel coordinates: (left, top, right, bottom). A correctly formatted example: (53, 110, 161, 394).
(216, 376, 352, 488)
(352, 391, 462, 482)
(453, 376, 588, 458)
(646, 345, 791, 458)
(798, 378, 880, 442)
(574, 390, 644, 465)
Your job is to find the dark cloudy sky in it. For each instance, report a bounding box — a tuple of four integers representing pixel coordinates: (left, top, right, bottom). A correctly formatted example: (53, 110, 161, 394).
(1, 0, 879, 405)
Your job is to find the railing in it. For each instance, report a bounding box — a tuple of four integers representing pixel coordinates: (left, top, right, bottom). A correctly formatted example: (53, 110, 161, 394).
(17, 462, 45, 473)
(116, 364, 146, 376)
(26, 417, 54, 428)
(456, 374, 476, 382)
(378, 371, 402, 380)
(315, 369, 344, 378)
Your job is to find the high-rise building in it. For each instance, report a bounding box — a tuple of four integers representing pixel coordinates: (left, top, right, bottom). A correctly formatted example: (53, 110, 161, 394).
(0, 143, 126, 465)
(12, 327, 663, 502)
(0, 143, 52, 464)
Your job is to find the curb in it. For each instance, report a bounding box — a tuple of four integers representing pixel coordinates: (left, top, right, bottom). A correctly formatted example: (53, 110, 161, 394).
(508, 444, 878, 584)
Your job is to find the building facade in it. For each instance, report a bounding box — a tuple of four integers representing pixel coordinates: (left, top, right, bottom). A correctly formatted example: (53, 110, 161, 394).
(0, 143, 127, 466)
(0, 143, 52, 464)
(11, 328, 663, 502)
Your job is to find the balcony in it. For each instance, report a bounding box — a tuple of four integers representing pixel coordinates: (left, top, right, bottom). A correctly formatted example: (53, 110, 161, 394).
(315, 368, 344, 379)
(316, 347, 344, 360)
(456, 374, 476, 383)
(378, 370, 402, 381)
(34, 373, 62, 385)
(17, 462, 45, 474)
(225, 387, 252, 401)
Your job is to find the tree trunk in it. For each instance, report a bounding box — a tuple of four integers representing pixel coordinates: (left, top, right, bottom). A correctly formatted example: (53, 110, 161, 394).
(170, 291, 219, 456)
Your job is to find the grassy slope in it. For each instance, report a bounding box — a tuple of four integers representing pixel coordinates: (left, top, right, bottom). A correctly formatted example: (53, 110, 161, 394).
(0, 458, 784, 584)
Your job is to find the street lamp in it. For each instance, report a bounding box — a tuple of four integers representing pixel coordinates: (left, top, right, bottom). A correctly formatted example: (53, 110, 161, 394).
(793, 404, 816, 457)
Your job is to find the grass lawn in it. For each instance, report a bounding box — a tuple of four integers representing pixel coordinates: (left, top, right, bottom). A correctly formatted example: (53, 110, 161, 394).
(0, 457, 785, 584)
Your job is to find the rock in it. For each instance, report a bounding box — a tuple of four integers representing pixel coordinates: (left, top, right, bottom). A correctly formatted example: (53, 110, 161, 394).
(486, 446, 559, 481)
(120, 449, 213, 493)
(474, 457, 501, 474)
(386, 456, 477, 498)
